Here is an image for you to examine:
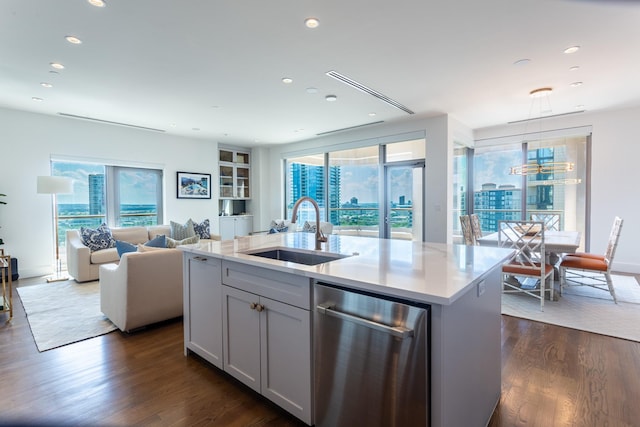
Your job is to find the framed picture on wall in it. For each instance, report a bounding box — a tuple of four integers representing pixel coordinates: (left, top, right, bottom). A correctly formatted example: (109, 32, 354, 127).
(177, 171, 211, 199)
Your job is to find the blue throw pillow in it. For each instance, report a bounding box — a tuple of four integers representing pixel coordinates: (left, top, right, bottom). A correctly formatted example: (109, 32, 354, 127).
(115, 240, 137, 257)
(268, 226, 289, 234)
(145, 234, 166, 248)
(80, 223, 116, 252)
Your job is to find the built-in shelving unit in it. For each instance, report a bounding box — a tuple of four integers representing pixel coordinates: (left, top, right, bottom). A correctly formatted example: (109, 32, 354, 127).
(219, 148, 250, 199)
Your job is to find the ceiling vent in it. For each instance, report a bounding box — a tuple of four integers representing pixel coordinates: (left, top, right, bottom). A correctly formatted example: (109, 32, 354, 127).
(326, 70, 414, 115)
(58, 113, 166, 132)
(316, 120, 384, 136)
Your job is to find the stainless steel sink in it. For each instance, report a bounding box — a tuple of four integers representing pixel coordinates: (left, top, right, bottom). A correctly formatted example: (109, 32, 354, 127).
(244, 247, 350, 266)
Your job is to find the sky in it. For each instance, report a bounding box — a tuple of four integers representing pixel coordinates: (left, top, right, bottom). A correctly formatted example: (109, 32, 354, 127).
(52, 162, 160, 204)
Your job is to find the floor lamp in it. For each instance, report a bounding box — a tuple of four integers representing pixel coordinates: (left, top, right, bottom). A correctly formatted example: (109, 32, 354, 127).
(37, 176, 74, 282)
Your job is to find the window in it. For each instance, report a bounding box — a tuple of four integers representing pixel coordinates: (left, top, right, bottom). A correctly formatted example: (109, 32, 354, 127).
(52, 161, 163, 265)
(329, 146, 380, 236)
(472, 136, 588, 247)
(285, 154, 326, 222)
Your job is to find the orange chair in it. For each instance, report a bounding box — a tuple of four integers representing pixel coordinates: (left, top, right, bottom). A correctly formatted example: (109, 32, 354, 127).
(559, 217, 623, 303)
(499, 220, 554, 311)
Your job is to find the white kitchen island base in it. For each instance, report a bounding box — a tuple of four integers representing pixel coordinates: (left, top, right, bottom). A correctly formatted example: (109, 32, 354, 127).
(180, 234, 512, 427)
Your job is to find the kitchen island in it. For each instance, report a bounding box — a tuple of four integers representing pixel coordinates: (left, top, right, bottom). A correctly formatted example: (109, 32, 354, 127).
(179, 233, 513, 427)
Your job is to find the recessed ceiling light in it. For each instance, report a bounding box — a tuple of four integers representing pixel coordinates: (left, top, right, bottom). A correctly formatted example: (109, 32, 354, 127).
(282, 77, 293, 84)
(306, 87, 318, 94)
(564, 46, 580, 54)
(40, 82, 53, 88)
(304, 18, 320, 29)
(529, 87, 553, 98)
(170, 123, 177, 128)
(50, 62, 65, 70)
(65, 35, 82, 44)
(569, 65, 580, 71)
(575, 104, 585, 110)
(87, 0, 106, 7)
(368, 112, 377, 117)
(32, 97, 43, 102)
(570, 81, 583, 87)
(325, 95, 337, 102)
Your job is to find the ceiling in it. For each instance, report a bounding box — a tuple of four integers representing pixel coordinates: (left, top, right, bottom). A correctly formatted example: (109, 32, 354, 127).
(2, 0, 640, 147)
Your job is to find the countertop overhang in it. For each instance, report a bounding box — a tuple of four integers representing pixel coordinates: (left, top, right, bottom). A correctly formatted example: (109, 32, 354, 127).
(179, 233, 513, 305)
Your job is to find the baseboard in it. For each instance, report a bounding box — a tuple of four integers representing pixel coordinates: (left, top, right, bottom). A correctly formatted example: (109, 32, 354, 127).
(612, 261, 640, 275)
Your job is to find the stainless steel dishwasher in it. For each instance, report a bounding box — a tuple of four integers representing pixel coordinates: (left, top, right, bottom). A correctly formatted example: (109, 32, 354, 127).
(314, 282, 430, 427)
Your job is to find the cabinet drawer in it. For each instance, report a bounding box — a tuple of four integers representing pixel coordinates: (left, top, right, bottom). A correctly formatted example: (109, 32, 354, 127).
(222, 261, 311, 309)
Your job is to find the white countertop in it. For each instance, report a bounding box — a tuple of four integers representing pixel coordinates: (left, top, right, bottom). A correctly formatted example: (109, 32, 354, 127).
(178, 233, 513, 305)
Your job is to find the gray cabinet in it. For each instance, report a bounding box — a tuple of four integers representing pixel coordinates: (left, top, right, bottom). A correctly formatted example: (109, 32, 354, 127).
(222, 261, 312, 425)
(219, 215, 252, 240)
(183, 254, 223, 369)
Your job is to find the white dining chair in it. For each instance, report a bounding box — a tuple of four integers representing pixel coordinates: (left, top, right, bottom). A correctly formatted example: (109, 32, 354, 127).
(498, 220, 554, 311)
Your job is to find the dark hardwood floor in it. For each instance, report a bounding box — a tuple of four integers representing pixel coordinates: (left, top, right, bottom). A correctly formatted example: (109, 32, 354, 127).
(2, 276, 639, 426)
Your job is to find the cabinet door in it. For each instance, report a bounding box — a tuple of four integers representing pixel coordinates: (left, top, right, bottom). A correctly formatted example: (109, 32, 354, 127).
(222, 285, 261, 393)
(236, 165, 250, 198)
(260, 297, 312, 425)
(184, 255, 223, 369)
(219, 165, 234, 199)
(219, 217, 235, 240)
(235, 216, 252, 237)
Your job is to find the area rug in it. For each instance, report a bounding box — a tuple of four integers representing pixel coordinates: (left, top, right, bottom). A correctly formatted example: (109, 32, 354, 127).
(502, 274, 640, 342)
(17, 280, 117, 352)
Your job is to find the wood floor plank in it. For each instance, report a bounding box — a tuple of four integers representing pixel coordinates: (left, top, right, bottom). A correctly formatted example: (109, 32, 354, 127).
(2, 278, 640, 426)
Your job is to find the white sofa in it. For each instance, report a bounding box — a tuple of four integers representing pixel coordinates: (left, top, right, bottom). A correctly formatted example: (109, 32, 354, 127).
(100, 248, 183, 332)
(66, 225, 172, 283)
(66, 225, 220, 282)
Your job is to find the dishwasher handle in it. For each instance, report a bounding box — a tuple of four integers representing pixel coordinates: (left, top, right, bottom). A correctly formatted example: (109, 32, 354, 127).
(317, 303, 414, 339)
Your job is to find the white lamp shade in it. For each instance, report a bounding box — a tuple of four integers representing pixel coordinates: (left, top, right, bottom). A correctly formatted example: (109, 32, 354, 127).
(37, 176, 74, 194)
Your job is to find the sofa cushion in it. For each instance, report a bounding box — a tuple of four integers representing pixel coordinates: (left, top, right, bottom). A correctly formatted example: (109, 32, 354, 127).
(302, 221, 316, 233)
(81, 224, 116, 252)
(192, 218, 211, 239)
(147, 225, 171, 240)
(111, 226, 149, 245)
(137, 244, 167, 252)
(90, 247, 119, 264)
(166, 235, 200, 248)
(115, 240, 137, 257)
(171, 219, 196, 240)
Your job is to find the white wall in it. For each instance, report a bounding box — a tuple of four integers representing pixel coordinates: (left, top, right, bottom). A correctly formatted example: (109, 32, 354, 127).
(255, 114, 456, 243)
(475, 106, 640, 273)
(0, 107, 219, 278)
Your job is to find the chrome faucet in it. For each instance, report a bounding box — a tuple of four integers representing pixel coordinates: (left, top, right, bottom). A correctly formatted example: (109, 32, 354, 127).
(290, 196, 327, 250)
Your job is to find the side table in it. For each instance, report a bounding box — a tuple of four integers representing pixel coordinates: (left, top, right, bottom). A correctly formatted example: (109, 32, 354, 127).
(1, 249, 12, 321)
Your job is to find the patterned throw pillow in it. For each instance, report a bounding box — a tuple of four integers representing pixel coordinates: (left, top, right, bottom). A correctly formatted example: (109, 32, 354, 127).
(192, 219, 210, 239)
(268, 220, 289, 234)
(302, 221, 317, 233)
(170, 219, 195, 240)
(80, 223, 116, 252)
(166, 235, 200, 248)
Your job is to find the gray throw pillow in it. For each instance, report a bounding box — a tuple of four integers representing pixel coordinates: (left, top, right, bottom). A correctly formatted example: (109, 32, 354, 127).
(166, 235, 200, 248)
(170, 219, 196, 240)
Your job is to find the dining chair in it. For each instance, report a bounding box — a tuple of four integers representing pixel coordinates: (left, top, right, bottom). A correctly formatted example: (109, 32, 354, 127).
(498, 220, 554, 311)
(470, 213, 483, 244)
(459, 215, 474, 245)
(559, 216, 623, 303)
(530, 213, 561, 231)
